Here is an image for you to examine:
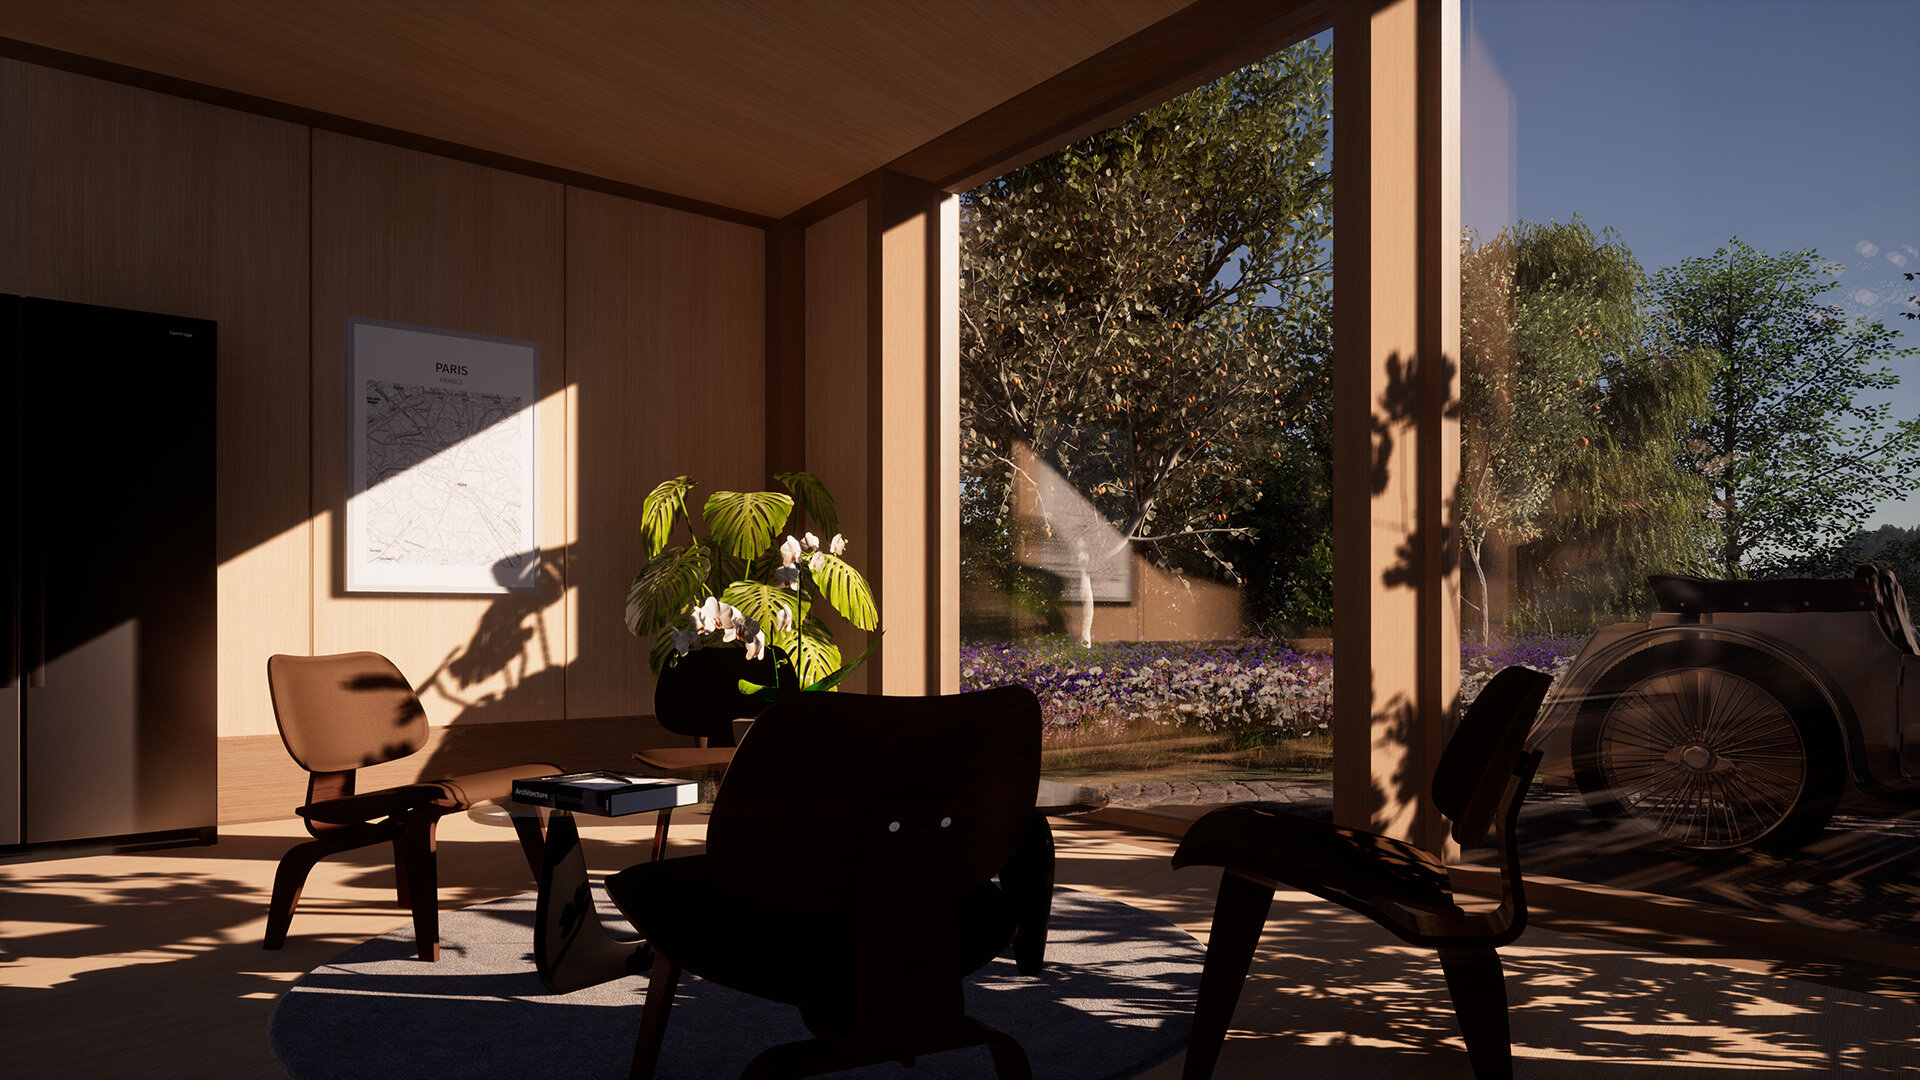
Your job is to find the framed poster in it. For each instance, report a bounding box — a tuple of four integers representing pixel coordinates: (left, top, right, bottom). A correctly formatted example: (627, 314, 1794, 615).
(345, 317, 540, 594)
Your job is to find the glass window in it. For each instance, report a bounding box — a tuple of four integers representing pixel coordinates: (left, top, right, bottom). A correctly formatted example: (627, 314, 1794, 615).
(958, 34, 1338, 809)
(1461, 0, 1920, 941)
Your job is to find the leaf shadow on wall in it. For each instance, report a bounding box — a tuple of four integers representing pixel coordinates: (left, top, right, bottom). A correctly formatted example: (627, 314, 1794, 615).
(1358, 349, 1462, 831)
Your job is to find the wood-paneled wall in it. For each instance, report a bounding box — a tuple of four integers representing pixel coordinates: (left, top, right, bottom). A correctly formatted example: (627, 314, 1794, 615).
(0, 58, 311, 748)
(565, 189, 766, 716)
(804, 201, 872, 693)
(310, 132, 569, 729)
(1, 60, 769, 823)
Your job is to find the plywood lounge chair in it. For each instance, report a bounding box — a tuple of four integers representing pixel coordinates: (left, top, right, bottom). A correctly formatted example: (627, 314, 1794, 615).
(1172, 665, 1552, 1080)
(630, 646, 792, 860)
(262, 651, 559, 961)
(607, 685, 1042, 1080)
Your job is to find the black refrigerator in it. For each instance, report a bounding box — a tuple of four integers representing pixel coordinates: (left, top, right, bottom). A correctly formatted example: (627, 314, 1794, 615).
(2, 295, 217, 849)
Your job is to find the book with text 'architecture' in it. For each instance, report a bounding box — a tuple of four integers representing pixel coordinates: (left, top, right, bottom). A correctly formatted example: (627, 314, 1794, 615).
(511, 772, 698, 817)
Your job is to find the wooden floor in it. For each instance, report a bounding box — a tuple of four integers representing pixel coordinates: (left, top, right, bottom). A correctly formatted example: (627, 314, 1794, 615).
(4, 811, 1919, 1078)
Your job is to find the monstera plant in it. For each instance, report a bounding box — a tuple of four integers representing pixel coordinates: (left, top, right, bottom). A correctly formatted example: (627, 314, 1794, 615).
(625, 471, 879, 692)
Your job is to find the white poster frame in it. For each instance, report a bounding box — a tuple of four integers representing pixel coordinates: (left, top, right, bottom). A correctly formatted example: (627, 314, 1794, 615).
(344, 317, 540, 594)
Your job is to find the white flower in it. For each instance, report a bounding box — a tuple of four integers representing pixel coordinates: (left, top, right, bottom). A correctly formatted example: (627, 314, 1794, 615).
(774, 605, 795, 634)
(690, 596, 723, 633)
(716, 603, 751, 643)
(670, 627, 696, 655)
(803, 532, 821, 551)
(741, 626, 768, 660)
(779, 534, 803, 566)
(829, 533, 847, 556)
(808, 552, 826, 572)
(774, 564, 801, 590)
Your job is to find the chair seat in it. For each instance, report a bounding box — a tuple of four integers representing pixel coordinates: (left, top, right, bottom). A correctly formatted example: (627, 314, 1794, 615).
(607, 853, 1018, 1009)
(296, 784, 448, 826)
(428, 762, 562, 808)
(1175, 804, 1459, 914)
(632, 746, 737, 773)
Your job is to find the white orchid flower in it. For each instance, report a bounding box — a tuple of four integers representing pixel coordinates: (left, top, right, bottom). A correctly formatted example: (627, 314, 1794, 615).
(669, 627, 696, 655)
(829, 533, 846, 556)
(803, 532, 821, 551)
(779, 534, 803, 566)
(742, 627, 768, 661)
(774, 564, 801, 590)
(714, 601, 750, 642)
(808, 551, 826, 572)
(690, 596, 723, 633)
(774, 605, 795, 634)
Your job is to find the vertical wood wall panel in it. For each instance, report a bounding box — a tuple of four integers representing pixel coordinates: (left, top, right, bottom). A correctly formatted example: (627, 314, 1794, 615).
(565, 188, 765, 716)
(310, 132, 568, 730)
(0, 59, 311, 743)
(805, 203, 871, 692)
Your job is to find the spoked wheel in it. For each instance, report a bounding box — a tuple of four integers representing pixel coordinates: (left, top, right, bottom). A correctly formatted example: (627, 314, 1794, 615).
(1572, 640, 1842, 850)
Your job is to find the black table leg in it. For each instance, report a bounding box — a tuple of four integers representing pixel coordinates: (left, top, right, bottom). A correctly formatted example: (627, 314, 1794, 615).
(1000, 814, 1056, 975)
(523, 807, 652, 993)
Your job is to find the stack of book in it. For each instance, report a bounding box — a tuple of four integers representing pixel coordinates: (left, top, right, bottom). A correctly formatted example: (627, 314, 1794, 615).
(511, 772, 698, 817)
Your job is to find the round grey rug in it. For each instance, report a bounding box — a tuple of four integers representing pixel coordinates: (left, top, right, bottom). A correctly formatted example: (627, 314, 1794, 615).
(269, 888, 1202, 1080)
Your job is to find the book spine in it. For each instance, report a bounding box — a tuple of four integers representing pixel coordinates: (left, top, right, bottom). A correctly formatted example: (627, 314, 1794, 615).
(512, 787, 611, 814)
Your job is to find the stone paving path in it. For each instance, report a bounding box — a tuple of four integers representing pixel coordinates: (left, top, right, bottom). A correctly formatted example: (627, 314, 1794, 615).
(1093, 779, 1330, 808)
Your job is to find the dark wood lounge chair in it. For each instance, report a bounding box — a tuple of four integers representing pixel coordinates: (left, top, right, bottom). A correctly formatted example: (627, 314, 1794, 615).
(262, 651, 558, 961)
(607, 685, 1042, 1080)
(1172, 664, 1553, 1080)
(630, 646, 792, 860)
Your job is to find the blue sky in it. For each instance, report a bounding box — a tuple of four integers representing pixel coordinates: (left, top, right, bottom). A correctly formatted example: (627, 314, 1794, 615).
(1461, 0, 1920, 528)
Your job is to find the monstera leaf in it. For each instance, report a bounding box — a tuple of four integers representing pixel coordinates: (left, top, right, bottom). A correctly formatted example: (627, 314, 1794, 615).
(720, 580, 799, 641)
(806, 552, 878, 631)
(626, 544, 710, 637)
(703, 490, 793, 561)
(777, 470, 840, 539)
(641, 476, 696, 557)
(788, 614, 847, 688)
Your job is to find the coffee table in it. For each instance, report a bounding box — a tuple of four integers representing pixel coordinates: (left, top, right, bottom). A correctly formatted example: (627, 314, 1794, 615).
(476, 776, 1108, 991)
(479, 787, 694, 995)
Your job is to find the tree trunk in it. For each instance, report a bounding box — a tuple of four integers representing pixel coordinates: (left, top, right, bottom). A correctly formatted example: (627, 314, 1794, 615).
(1466, 539, 1491, 645)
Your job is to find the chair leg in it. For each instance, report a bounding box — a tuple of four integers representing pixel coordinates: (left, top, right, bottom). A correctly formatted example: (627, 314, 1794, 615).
(399, 813, 442, 962)
(263, 841, 328, 950)
(630, 948, 683, 1080)
(965, 1017, 1033, 1080)
(651, 807, 673, 862)
(1438, 946, 1513, 1080)
(1183, 870, 1274, 1080)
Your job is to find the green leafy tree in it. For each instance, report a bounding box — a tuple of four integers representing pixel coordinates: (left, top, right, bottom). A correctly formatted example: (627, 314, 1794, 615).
(1461, 218, 1716, 638)
(1654, 239, 1920, 574)
(960, 41, 1334, 609)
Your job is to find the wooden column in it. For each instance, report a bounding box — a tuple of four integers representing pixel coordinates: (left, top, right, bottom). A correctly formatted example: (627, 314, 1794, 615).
(867, 170, 959, 695)
(800, 172, 958, 696)
(1331, 0, 1460, 850)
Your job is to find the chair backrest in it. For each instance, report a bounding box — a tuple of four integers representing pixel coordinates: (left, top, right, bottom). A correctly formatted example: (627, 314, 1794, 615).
(705, 685, 1042, 916)
(1432, 665, 1552, 849)
(652, 646, 792, 745)
(267, 652, 429, 775)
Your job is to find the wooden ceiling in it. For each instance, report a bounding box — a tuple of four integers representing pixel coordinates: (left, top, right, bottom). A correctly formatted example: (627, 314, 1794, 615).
(0, 0, 1234, 220)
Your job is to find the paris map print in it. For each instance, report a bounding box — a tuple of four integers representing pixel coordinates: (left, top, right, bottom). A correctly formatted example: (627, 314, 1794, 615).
(345, 318, 540, 593)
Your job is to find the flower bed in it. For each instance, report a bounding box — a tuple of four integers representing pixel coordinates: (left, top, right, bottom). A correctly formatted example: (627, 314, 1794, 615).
(960, 634, 1580, 741)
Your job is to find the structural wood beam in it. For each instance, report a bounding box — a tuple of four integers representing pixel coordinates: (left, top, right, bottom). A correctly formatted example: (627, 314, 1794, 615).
(1331, 0, 1460, 851)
